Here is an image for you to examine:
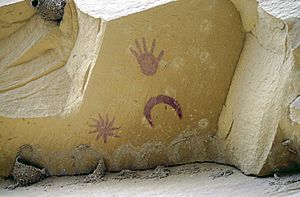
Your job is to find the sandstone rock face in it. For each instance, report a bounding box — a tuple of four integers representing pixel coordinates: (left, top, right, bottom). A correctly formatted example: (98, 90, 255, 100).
(290, 96, 300, 125)
(218, 1, 300, 175)
(0, 0, 299, 177)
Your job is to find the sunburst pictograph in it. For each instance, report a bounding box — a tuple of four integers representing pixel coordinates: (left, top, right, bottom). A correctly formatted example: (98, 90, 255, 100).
(89, 113, 121, 143)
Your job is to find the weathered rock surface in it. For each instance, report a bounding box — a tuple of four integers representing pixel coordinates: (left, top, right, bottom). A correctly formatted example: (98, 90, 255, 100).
(0, 0, 299, 178)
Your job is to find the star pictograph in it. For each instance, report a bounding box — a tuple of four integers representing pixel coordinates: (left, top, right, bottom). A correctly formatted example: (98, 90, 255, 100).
(89, 113, 121, 143)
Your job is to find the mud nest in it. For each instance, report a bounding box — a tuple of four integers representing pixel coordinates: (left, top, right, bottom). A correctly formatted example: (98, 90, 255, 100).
(30, 0, 66, 22)
(83, 159, 106, 183)
(6, 156, 47, 189)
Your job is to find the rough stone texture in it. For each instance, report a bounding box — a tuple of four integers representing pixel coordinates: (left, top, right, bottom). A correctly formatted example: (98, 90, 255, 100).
(0, 0, 23, 7)
(145, 166, 170, 179)
(0, 0, 300, 178)
(259, 0, 300, 20)
(230, 0, 258, 31)
(217, 6, 291, 175)
(0, 0, 79, 117)
(216, 1, 300, 175)
(3, 163, 300, 197)
(74, 0, 175, 21)
(290, 96, 300, 124)
(259, 17, 300, 175)
(0, 0, 244, 177)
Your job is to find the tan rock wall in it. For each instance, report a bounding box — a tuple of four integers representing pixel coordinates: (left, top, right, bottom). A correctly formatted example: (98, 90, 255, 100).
(1, 0, 299, 178)
(0, 0, 245, 177)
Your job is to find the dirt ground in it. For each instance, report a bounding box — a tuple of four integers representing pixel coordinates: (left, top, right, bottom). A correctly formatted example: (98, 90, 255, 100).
(1, 162, 300, 197)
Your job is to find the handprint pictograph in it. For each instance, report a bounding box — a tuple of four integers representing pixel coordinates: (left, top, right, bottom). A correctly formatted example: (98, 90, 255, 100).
(89, 113, 121, 143)
(130, 38, 164, 76)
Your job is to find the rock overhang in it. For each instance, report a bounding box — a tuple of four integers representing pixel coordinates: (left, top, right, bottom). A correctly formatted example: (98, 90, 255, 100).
(0, 0, 299, 178)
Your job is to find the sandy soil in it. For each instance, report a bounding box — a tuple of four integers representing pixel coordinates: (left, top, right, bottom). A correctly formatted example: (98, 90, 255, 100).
(1, 163, 300, 197)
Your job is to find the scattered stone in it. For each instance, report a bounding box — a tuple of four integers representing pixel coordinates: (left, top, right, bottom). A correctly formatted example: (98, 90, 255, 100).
(274, 173, 281, 180)
(172, 164, 202, 175)
(172, 168, 188, 176)
(145, 166, 170, 179)
(210, 169, 234, 180)
(189, 164, 202, 174)
(284, 178, 300, 185)
(289, 96, 300, 124)
(288, 148, 297, 154)
(6, 156, 47, 190)
(83, 159, 106, 183)
(282, 139, 293, 146)
(114, 170, 140, 181)
(269, 181, 277, 186)
(281, 139, 297, 154)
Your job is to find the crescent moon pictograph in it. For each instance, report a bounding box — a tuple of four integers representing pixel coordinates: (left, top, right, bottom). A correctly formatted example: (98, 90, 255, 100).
(144, 95, 183, 128)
